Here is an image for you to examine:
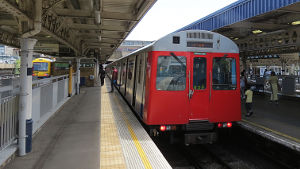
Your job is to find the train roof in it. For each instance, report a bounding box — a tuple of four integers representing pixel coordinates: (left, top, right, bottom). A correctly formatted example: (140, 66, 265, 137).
(152, 30, 239, 53)
(111, 30, 239, 65)
(32, 58, 53, 62)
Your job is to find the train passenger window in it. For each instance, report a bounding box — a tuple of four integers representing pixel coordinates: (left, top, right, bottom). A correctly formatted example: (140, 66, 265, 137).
(212, 57, 237, 90)
(193, 58, 206, 90)
(156, 56, 186, 91)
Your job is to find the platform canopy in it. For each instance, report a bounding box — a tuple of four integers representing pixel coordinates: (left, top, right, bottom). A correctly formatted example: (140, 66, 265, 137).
(0, 0, 156, 62)
(177, 0, 300, 57)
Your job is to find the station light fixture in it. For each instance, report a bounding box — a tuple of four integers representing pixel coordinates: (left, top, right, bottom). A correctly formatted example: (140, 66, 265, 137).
(252, 29, 263, 34)
(291, 21, 300, 25)
(234, 37, 239, 40)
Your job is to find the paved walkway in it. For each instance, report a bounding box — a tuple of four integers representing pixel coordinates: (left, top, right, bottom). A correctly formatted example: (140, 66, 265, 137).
(4, 87, 102, 169)
(241, 94, 300, 141)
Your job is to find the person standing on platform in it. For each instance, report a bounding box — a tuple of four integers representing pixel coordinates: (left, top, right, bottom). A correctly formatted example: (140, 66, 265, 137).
(110, 67, 118, 92)
(99, 65, 105, 86)
(268, 71, 279, 105)
(245, 86, 254, 117)
(240, 70, 246, 99)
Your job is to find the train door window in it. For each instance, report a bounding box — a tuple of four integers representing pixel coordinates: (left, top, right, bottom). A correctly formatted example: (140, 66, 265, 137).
(193, 57, 206, 90)
(138, 57, 142, 84)
(212, 57, 237, 90)
(128, 61, 134, 80)
(156, 55, 186, 91)
(122, 62, 126, 83)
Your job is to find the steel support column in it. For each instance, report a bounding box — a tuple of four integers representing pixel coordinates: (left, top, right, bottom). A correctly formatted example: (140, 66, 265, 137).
(19, 38, 37, 156)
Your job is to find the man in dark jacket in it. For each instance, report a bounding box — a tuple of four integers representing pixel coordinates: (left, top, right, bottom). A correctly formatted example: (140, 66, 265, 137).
(99, 66, 105, 86)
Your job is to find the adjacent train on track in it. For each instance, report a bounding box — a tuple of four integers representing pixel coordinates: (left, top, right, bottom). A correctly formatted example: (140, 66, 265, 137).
(106, 30, 241, 144)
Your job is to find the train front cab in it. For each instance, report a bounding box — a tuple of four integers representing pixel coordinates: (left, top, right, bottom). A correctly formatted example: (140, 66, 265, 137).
(32, 58, 52, 78)
(146, 51, 241, 144)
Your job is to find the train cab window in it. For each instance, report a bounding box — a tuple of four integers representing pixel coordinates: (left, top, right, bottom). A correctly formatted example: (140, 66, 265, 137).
(33, 62, 48, 71)
(212, 57, 237, 90)
(156, 56, 186, 91)
(193, 57, 206, 90)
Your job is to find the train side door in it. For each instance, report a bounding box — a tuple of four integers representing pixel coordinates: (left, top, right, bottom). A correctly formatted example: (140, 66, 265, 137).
(189, 54, 210, 120)
(208, 54, 241, 122)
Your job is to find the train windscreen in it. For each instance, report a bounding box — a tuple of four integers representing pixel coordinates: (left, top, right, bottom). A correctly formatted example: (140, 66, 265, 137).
(212, 57, 237, 90)
(33, 62, 48, 71)
(156, 56, 186, 91)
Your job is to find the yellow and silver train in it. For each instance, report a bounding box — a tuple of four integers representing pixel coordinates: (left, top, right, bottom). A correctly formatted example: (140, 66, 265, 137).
(32, 58, 71, 78)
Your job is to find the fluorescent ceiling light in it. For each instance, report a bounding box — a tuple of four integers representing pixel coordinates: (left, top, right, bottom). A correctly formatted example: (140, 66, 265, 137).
(291, 21, 300, 25)
(252, 30, 263, 34)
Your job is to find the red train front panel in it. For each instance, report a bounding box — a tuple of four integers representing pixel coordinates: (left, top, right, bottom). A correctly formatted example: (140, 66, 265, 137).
(144, 51, 241, 125)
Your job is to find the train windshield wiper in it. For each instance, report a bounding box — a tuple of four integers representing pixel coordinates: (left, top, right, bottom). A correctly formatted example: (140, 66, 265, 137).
(170, 52, 186, 69)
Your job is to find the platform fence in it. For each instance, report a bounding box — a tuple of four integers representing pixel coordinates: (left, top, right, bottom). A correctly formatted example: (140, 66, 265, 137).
(0, 95, 18, 151)
(0, 74, 76, 151)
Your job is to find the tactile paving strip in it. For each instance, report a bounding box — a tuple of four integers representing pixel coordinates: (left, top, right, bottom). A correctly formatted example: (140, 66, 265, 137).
(100, 80, 171, 169)
(100, 86, 126, 169)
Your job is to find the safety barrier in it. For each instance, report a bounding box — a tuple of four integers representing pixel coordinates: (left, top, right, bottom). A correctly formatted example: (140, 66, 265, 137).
(0, 96, 18, 151)
(249, 75, 300, 96)
(32, 74, 76, 133)
(0, 73, 76, 152)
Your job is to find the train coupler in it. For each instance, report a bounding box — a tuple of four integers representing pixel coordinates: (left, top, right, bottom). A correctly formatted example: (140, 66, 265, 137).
(184, 132, 217, 144)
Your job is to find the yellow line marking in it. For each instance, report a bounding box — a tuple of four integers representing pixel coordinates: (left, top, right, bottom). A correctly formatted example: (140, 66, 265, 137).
(114, 95, 153, 169)
(242, 119, 300, 143)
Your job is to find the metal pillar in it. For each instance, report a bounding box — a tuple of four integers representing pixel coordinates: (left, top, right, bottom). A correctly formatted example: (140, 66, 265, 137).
(76, 58, 81, 95)
(19, 38, 37, 156)
(96, 59, 99, 83)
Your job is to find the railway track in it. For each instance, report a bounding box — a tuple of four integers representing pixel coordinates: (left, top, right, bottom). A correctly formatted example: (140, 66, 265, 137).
(153, 128, 300, 169)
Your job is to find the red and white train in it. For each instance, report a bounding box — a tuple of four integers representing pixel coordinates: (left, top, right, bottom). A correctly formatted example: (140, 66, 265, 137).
(107, 30, 241, 144)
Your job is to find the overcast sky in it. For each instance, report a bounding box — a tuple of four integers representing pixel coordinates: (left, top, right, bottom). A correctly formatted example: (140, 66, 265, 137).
(126, 0, 239, 41)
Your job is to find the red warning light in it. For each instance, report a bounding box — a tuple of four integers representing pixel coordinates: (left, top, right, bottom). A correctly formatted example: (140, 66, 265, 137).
(227, 122, 232, 128)
(160, 125, 166, 131)
(217, 123, 222, 128)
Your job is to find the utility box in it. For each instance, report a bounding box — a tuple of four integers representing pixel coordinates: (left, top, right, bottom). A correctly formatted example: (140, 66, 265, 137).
(282, 76, 295, 96)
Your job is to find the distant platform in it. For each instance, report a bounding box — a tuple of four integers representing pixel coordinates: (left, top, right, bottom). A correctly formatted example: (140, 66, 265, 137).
(239, 94, 300, 152)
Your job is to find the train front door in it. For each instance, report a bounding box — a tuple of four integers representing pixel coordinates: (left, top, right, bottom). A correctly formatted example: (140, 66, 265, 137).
(189, 53, 210, 120)
(208, 54, 240, 122)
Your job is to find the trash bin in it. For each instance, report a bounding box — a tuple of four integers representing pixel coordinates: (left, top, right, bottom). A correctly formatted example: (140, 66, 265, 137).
(80, 77, 86, 86)
(26, 119, 33, 153)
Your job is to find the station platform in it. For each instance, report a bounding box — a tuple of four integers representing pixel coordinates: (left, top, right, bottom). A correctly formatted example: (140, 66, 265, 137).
(3, 79, 171, 169)
(239, 93, 300, 152)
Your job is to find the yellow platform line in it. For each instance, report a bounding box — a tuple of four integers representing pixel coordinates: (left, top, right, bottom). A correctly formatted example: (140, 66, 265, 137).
(100, 87, 126, 169)
(114, 95, 153, 169)
(242, 119, 300, 143)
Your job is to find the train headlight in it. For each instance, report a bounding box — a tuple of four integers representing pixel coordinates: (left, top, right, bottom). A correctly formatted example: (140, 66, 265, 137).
(217, 122, 232, 128)
(160, 125, 166, 132)
(226, 122, 232, 128)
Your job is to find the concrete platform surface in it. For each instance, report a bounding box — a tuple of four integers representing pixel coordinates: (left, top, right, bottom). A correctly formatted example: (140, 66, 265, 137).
(240, 94, 300, 151)
(4, 87, 101, 169)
